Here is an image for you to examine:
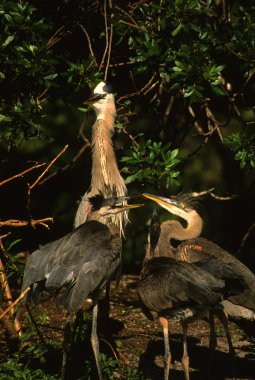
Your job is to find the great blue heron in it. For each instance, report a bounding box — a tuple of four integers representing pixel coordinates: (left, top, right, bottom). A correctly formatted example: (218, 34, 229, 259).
(21, 195, 142, 380)
(143, 193, 255, 370)
(74, 82, 128, 236)
(137, 212, 247, 380)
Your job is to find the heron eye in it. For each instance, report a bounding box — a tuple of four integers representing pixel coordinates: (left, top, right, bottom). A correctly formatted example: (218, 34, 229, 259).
(180, 203, 185, 209)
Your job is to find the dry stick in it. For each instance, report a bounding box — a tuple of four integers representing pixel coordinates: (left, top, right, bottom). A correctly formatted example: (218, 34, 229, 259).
(38, 142, 90, 186)
(119, 19, 146, 31)
(0, 306, 19, 339)
(117, 73, 157, 103)
(192, 188, 236, 201)
(79, 24, 98, 66)
(0, 258, 22, 335)
(30, 144, 69, 190)
(99, 0, 109, 71)
(0, 217, 53, 229)
(0, 163, 45, 187)
(104, 24, 113, 82)
(115, 5, 139, 27)
(0, 233, 11, 262)
(205, 104, 223, 142)
(0, 287, 30, 320)
(46, 25, 65, 49)
(143, 79, 160, 95)
(239, 222, 255, 252)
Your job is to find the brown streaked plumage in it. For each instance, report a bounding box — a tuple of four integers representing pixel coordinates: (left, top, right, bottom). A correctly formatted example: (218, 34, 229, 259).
(74, 82, 127, 236)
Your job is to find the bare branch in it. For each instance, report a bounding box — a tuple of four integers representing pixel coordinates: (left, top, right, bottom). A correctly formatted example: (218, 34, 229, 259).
(30, 145, 69, 190)
(46, 26, 65, 49)
(192, 188, 237, 201)
(0, 163, 45, 187)
(0, 218, 53, 229)
(0, 258, 22, 334)
(239, 222, 255, 252)
(38, 142, 90, 185)
(117, 73, 157, 103)
(99, 0, 109, 71)
(79, 24, 98, 67)
(119, 19, 146, 31)
(104, 22, 113, 81)
(0, 306, 19, 340)
(0, 288, 30, 321)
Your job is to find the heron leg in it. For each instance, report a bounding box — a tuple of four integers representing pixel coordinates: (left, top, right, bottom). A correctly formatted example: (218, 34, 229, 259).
(181, 320, 190, 380)
(99, 282, 110, 321)
(216, 309, 236, 380)
(61, 316, 73, 380)
(159, 317, 171, 380)
(91, 302, 103, 380)
(208, 310, 217, 364)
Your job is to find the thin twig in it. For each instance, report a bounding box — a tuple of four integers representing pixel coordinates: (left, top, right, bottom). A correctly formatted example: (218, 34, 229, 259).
(104, 24, 113, 81)
(117, 73, 157, 103)
(115, 5, 139, 27)
(0, 306, 19, 339)
(192, 188, 237, 201)
(30, 145, 69, 190)
(0, 258, 22, 334)
(46, 26, 65, 49)
(99, 0, 109, 71)
(209, 193, 237, 201)
(0, 288, 30, 320)
(0, 217, 53, 229)
(79, 24, 98, 66)
(38, 142, 90, 186)
(239, 222, 255, 252)
(0, 164, 45, 187)
(119, 19, 146, 31)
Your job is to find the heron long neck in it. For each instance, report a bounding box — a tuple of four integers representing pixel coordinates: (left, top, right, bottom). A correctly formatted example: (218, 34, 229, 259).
(90, 109, 127, 235)
(158, 211, 203, 251)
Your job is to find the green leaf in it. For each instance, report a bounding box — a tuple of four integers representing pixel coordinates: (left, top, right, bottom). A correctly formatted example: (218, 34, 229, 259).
(172, 24, 182, 36)
(2, 35, 15, 47)
(7, 239, 22, 251)
(43, 73, 58, 80)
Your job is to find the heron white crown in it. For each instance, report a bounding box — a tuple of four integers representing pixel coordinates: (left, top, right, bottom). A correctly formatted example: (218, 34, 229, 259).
(94, 81, 112, 95)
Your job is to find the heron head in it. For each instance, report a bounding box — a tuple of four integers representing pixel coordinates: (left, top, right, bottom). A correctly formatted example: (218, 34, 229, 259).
(142, 193, 200, 220)
(89, 194, 143, 219)
(84, 81, 115, 116)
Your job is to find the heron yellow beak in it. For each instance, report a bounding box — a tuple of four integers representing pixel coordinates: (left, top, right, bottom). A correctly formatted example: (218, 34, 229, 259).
(142, 193, 177, 212)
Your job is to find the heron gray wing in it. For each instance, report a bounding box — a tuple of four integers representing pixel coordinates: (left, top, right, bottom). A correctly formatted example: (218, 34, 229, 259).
(179, 237, 255, 310)
(137, 257, 224, 314)
(57, 241, 122, 312)
(21, 221, 112, 302)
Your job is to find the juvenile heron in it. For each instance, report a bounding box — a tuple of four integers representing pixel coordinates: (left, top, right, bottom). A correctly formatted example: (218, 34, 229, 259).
(74, 82, 128, 236)
(137, 212, 247, 380)
(143, 193, 255, 372)
(21, 195, 142, 380)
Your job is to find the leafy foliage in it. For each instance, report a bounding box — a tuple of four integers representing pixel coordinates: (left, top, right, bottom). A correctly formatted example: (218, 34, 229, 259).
(0, 360, 58, 380)
(121, 138, 180, 188)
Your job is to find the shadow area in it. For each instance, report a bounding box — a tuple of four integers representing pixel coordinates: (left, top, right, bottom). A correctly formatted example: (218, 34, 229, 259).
(138, 333, 255, 380)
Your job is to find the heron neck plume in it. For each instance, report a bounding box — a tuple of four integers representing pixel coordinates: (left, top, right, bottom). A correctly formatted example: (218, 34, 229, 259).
(91, 112, 126, 196)
(90, 106, 127, 236)
(159, 211, 203, 249)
